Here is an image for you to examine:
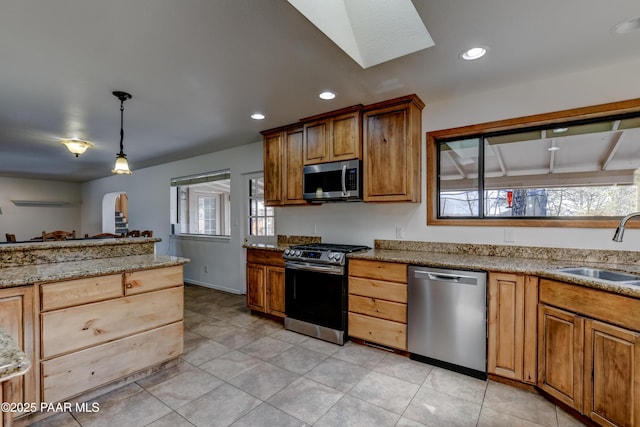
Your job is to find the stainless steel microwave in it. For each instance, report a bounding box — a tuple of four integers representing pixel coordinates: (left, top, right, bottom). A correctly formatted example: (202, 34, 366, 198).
(303, 159, 362, 202)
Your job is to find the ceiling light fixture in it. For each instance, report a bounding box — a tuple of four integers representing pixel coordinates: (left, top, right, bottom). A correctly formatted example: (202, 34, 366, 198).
(612, 16, 640, 34)
(60, 138, 94, 157)
(319, 91, 336, 100)
(460, 47, 487, 60)
(251, 113, 265, 120)
(111, 91, 133, 175)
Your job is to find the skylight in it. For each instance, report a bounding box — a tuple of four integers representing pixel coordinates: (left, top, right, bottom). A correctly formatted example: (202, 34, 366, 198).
(287, 0, 434, 69)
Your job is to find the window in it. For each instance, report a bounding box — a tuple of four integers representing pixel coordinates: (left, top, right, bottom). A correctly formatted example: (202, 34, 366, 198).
(171, 170, 230, 236)
(427, 99, 640, 227)
(247, 175, 274, 238)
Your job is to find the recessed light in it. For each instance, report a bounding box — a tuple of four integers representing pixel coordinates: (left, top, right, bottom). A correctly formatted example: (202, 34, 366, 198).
(319, 91, 336, 100)
(612, 16, 640, 34)
(552, 127, 569, 134)
(251, 113, 265, 120)
(460, 47, 487, 60)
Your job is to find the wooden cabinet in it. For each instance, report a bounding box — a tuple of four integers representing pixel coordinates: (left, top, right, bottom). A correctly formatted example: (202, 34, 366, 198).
(538, 304, 584, 411)
(362, 94, 424, 202)
(303, 106, 362, 165)
(0, 286, 36, 418)
(584, 319, 640, 427)
(246, 262, 266, 311)
(348, 259, 408, 350)
(487, 273, 538, 383)
(263, 129, 283, 206)
(538, 278, 640, 426)
(246, 249, 285, 317)
(38, 266, 184, 403)
(262, 126, 306, 206)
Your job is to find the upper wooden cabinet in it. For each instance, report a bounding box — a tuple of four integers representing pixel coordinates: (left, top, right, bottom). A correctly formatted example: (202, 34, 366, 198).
(302, 106, 362, 165)
(363, 94, 424, 202)
(263, 129, 283, 206)
(262, 125, 306, 206)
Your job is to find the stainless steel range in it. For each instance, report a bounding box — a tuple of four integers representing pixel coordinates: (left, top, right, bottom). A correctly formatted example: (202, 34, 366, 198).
(283, 243, 370, 345)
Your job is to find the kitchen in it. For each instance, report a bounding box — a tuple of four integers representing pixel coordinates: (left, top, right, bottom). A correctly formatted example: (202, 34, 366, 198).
(2, 1, 640, 426)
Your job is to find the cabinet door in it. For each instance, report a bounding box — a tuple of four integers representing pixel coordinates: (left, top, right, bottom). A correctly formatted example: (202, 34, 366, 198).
(488, 273, 524, 380)
(246, 263, 265, 312)
(363, 95, 423, 202)
(263, 131, 283, 206)
(364, 107, 408, 199)
(284, 127, 306, 205)
(538, 305, 584, 412)
(584, 319, 640, 427)
(303, 120, 328, 165)
(266, 266, 285, 317)
(0, 286, 36, 412)
(330, 111, 360, 161)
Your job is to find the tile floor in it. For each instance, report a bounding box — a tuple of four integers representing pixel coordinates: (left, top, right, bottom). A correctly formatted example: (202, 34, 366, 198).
(30, 284, 587, 427)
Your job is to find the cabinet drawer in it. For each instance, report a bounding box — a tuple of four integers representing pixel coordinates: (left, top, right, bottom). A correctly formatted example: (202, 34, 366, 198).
(124, 265, 183, 295)
(349, 277, 407, 303)
(40, 274, 123, 311)
(41, 286, 183, 359)
(349, 294, 406, 323)
(42, 321, 183, 403)
(539, 279, 640, 331)
(349, 259, 407, 283)
(246, 249, 284, 267)
(348, 312, 407, 350)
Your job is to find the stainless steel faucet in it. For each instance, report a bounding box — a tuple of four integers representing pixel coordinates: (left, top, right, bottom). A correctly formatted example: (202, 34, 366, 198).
(612, 212, 640, 242)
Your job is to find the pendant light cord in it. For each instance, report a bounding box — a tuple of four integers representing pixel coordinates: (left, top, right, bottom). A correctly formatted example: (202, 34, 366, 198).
(119, 100, 125, 155)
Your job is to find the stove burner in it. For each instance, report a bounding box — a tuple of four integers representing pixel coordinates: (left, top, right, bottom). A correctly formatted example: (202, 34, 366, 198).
(288, 243, 371, 253)
(283, 242, 370, 266)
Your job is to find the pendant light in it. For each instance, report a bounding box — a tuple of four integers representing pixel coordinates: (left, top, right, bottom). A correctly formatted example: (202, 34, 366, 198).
(111, 91, 133, 174)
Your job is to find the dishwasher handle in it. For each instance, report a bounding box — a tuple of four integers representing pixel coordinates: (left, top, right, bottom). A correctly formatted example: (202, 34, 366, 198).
(412, 270, 479, 285)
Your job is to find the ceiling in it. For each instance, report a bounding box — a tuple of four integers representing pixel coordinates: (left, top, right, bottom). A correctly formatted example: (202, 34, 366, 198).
(1, 0, 639, 183)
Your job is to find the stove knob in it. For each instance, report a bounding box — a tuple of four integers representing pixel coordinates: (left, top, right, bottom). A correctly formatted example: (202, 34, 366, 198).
(334, 253, 343, 261)
(284, 249, 290, 255)
(295, 250, 302, 256)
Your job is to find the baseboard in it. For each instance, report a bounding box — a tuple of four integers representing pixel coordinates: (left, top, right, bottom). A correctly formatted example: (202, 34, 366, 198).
(183, 279, 244, 295)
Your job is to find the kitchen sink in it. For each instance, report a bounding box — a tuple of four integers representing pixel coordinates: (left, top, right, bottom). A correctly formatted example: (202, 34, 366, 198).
(555, 267, 640, 285)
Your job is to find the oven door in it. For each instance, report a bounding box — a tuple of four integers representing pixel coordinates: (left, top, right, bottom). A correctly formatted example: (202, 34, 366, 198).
(284, 261, 346, 331)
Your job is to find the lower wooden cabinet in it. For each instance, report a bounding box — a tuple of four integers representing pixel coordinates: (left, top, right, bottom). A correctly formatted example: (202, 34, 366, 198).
(538, 304, 584, 411)
(538, 278, 640, 426)
(348, 259, 408, 350)
(38, 265, 184, 403)
(0, 286, 36, 419)
(487, 273, 538, 383)
(246, 249, 285, 318)
(584, 319, 640, 427)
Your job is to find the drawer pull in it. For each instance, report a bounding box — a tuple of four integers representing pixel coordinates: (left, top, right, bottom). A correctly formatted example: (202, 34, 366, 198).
(126, 283, 133, 289)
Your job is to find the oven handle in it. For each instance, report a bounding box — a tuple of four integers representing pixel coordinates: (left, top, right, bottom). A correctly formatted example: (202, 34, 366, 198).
(285, 261, 344, 275)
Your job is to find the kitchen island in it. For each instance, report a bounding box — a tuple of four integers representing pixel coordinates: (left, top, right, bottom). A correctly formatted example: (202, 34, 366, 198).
(0, 237, 189, 426)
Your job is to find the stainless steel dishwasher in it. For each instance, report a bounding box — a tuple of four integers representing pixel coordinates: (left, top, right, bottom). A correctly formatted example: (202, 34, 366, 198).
(408, 266, 487, 379)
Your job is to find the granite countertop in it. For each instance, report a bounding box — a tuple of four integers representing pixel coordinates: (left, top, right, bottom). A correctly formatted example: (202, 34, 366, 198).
(243, 243, 290, 252)
(0, 328, 30, 382)
(0, 254, 190, 288)
(349, 248, 640, 299)
(0, 237, 160, 252)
